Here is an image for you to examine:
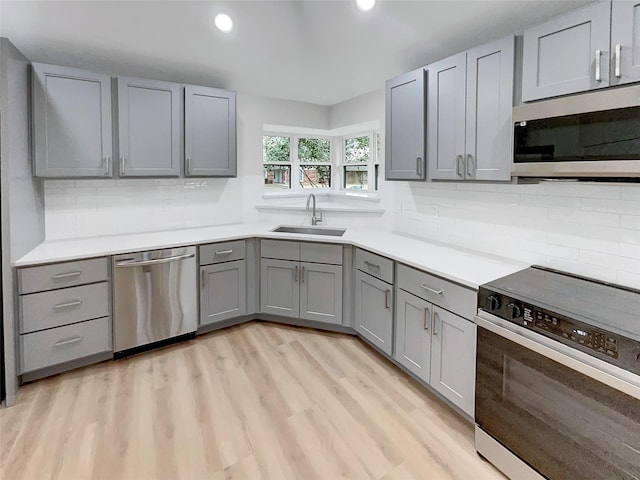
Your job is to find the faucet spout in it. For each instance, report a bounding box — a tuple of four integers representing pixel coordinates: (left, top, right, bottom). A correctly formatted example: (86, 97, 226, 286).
(306, 193, 322, 226)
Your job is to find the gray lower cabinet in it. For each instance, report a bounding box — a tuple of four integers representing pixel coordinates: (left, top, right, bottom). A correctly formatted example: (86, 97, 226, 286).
(394, 289, 431, 382)
(522, 1, 611, 101)
(611, 0, 640, 86)
(185, 85, 237, 177)
(354, 270, 394, 355)
(428, 37, 514, 181)
(299, 262, 342, 325)
(31, 63, 113, 178)
(385, 68, 426, 180)
(117, 77, 181, 177)
(260, 258, 300, 318)
(430, 306, 476, 416)
(200, 260, 246, 325)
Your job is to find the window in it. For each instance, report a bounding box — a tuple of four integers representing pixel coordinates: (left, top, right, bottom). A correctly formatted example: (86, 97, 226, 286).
(342, 132, 379, 191)
(263, 135, 291, 189)
(298, 137, 331, 189)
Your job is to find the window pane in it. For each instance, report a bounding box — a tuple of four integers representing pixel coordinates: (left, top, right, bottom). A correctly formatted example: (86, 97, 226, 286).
(299, 165, 331, 189)
(264, 164, 291, 189)
(298, 138, 330, 163)
(344, 136, 370, 163)
(344, 165, 368, 190)
(263, 136, 290, 163)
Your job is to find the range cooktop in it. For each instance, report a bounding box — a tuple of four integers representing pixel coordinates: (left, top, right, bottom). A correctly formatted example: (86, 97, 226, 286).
(478, 266, 640, 375)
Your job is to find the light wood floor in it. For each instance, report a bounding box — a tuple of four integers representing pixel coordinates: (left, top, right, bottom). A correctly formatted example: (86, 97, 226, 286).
(1, 321, 505, 480)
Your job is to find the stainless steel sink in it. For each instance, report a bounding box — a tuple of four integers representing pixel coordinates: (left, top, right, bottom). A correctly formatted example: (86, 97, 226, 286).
(272, 226, 346, 237)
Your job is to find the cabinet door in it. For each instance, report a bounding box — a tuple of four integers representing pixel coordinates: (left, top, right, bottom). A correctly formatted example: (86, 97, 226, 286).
(394, 290, 431, 383)
(185, 86, 237, 177)
(522, 1, 611, 101)
(354, 271, 393, 355)
(200, 260, 246, 326)
(385, 68, 426, 180)
(430, 306, 476, 416)
(427, 52, 467, 180)
(117, 77, 180, 177)
(611, 0, 640, 85)
(465, 37, 514, 181)
(299, 263, 342, 325)
(32, 63, 112, 178)
(260, 259, 299, 318)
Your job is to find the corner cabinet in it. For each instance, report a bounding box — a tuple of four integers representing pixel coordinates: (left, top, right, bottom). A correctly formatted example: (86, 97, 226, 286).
(385, 68, 426, 180)
(522, 1, 611, 101)
(185, 86, 237, 177)
(31, 63, 113, 178)
(117, 77, 181, 177)
(428, 36, 514, 181)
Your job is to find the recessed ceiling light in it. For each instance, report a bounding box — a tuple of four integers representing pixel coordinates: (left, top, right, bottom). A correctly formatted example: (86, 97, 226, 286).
(356, 0, 375, 12)
(214, 13, 233, 33)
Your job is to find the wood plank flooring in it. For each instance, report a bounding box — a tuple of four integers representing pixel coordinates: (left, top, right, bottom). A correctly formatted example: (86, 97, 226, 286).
(0, 322, 505, 480)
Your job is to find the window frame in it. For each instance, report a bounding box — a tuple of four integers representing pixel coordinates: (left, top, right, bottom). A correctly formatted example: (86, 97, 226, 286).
(340, 131, 380, 192)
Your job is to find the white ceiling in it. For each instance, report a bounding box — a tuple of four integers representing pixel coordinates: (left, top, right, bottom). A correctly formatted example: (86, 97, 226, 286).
(1, 0, 592, 106)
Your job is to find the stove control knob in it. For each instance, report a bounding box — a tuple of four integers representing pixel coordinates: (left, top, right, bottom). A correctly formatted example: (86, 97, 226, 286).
(507, 302, 523, 319)
(486, 295, 501, 311)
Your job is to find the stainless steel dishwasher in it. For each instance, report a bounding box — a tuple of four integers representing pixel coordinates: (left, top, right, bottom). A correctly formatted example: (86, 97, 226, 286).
(113, 246, 197, 353)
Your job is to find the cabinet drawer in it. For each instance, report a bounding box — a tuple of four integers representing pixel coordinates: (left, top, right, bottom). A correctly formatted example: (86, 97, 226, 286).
(20, 316, 112, 374)
(300, 242, 342, 265)
(20, 282, 111, 334)
(200, 240, 245, 265)
(355, 249, 394, 283)
(397, 264, 476, 321)
(18, 257, 109, 294)
(261, 240, 300, 261)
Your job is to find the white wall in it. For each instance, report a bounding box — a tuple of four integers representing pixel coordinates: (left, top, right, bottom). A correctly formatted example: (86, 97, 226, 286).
(44, 93, 330, 239)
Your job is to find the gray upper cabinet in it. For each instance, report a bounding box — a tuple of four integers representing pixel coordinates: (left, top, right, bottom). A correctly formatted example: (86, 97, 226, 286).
(522, 1, 612, 101)
(428, 37, 514, 182)
(611, 0, 640, 86)
(117, 77, 180, 177)
(185, 86, 237, 177)
(32, 63, 112, 178)
(427, 53, 467, 181)
(394, 289, 431, 382)
(465, 37, 514, 181)
(200, 260, 246, 326)
(299, 263, 343, 325)
(354, 270, 394, 355)
(430, 305, 476, 416)
(385, 68, 426, 180)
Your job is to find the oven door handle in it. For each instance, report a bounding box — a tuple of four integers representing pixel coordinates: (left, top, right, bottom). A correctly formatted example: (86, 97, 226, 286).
(475, 312, 640, 401)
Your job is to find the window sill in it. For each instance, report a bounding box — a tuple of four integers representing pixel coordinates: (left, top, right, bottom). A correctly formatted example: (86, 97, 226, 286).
(262, 190, 380, 203)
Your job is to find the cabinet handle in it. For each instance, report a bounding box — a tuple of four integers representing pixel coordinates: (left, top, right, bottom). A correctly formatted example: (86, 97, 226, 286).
(201, 269, 206, 289)
(294, 265, 299, 282)
(54, 336, 83, 347)
(186, 158, 191, 176)
(456, 155, 463, 177)
(363, 261, 380, 269)
(595, 49, 602, 82)
(421, 284, 443, 295)
(433, 311, 439, 336)
(53, 299, 83, 310)
(384, 289, 390, 309)
(416, 157, 422, 177)
(301, 266, 305, 283)
(615, 44, 622, 78)
(120, 156, 126, 175)
(466, 154, 474, 178)
(424, 307, 430, 330)
(52, 271, 82, 280)
(104, 156, 111, 175)
(215, 250, 233, 255)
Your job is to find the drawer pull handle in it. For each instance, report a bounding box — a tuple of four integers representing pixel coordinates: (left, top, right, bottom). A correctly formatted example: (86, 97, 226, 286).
(424, 307, 430, 330)
(384, 289, 391, 309)
(52, 271, 82, 280)
(301, 266, 305, 283)
(364, 261, 381, 269)
(294, 265, 299, 282)
(201, 269, 206, 289)
(215, 249, 233, 255)
(54, 336, 83, 347)
(421, 284, 443, 295)
(433, 311, 439, 336)
(53, 299, 83, 310)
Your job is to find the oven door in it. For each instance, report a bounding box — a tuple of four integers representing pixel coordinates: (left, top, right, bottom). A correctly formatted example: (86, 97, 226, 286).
(475, 312, 640, 480)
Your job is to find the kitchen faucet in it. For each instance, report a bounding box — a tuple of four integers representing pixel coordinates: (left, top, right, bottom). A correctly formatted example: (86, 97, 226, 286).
(306, 193, 323, 226)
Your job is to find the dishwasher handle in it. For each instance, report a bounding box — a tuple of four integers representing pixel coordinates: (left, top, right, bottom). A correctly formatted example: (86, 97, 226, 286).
(115, 253, 195, 268)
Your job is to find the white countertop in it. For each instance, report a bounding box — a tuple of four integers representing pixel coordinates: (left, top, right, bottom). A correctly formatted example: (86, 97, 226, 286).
(14, 223, 526, 289)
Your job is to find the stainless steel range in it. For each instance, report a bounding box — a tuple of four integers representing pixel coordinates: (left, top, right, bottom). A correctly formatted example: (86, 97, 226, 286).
(475, 266, 640, 480)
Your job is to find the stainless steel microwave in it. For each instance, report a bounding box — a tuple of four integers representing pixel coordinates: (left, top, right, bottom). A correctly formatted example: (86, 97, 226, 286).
(512, 84, 640, 178)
